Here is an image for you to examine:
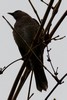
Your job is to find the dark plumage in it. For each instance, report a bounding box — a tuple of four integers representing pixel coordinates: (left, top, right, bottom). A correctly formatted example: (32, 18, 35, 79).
(8, 10, 48, 91)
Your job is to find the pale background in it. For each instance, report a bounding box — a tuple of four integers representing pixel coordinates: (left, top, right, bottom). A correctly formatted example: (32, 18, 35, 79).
(0, 0, 67, 100)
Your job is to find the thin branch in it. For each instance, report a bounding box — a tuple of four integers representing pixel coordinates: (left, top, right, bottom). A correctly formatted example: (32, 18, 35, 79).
(45, 73, 67, 100)
(41, 0, 54, 9)
(34, 0, 54, 40)
(29, 93, 34, 100)
(43, 0, 62, 39)
(0, 58, 22, 74)
(52, 35, 66, 41)
(49, 10, 67, 38)
(27, 71, 33, 100)
(28, 0, 41, 23)
(47, 46, 57, 75)
(12, 70, 34, 100)
(7, 62, 25, 100)
(12, 68, 31, 100)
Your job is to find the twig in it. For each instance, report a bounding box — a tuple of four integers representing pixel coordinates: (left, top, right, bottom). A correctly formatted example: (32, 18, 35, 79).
(0, 58, 22, 74)
(27, 71, 33, 100)
(47, 46, 57, 75)
(49, 10, 67, 38)
(7, 62, 25, 100)
(41, 0, 54, 9)
(12, 68, 31, 100)
(13, 70, 34, 100)
(52, 36, 66, 41)
(29, 93, 34, 100)
(28, 0, 41, 23)
(43, 0, 62, 39)
(45, 73, 67, 100)
(34, 0, 54, 39)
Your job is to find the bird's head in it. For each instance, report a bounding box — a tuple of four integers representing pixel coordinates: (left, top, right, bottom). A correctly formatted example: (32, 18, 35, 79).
(8, 10, 27, 20)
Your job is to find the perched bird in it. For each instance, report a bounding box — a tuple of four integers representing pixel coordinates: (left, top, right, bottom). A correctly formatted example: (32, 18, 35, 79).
(8, 10, 48, 91)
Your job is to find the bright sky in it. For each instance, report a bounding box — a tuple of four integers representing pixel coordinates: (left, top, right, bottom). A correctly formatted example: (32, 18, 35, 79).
(0, 0, 67, 100)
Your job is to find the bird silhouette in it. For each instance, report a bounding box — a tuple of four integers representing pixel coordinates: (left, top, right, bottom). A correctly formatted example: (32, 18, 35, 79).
(8, 10, 48, 91)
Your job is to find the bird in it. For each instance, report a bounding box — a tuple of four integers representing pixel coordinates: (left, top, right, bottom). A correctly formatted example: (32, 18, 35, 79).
(8, 10, 48, 92)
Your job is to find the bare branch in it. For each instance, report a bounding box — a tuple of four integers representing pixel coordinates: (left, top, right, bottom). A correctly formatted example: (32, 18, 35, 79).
(29, 93, 34, 100)
(27, 71, 33, 100)
(41, 0, 54, 9)
(12, 68, 31, 100)
(34, 0, 54, 40)
(49, 10, 67, 38)
(0, 58, 22, 74)
(52, 36, 66, 41)
(43, 0, 62, 39)
(47, 46, 57, 75)
(28, 0, 41, 23)
(45, 73, 67, 100)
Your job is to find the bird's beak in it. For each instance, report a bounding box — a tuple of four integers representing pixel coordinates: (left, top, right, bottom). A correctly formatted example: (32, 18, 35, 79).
(8, 12, 14, 16)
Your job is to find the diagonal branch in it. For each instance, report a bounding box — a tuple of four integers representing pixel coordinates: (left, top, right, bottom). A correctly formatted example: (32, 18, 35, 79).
(28, 0, 41, 23)
(33, 0, 54, 40)
(49, 10, 67, 38)
(45, 73, 67, 100)
(12, 67, 31, 100)
(41, 0, 54, 9)
(43, 0, 62, 39)
(27, 71, 33, 100)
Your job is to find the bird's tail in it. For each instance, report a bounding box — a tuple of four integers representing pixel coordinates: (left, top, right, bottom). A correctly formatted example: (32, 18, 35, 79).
(34, 64, 48, 91)
(32, 57, 48, 92)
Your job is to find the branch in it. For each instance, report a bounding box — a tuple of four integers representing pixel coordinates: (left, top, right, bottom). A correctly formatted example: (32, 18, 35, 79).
(45, 73, 67, 100)
(34, 0, 54, 40)
(49, 10, 67, 38)
(28, 0, 41, 23)
(12, 68, 31, 100)
(43, 0, 62, 39)
(0, 58, 22, 74)
(27, 71, 33, 100)
(47, 46, 58, 75)
(52, 35, 66, 41)
(41, 0, 54, 9)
